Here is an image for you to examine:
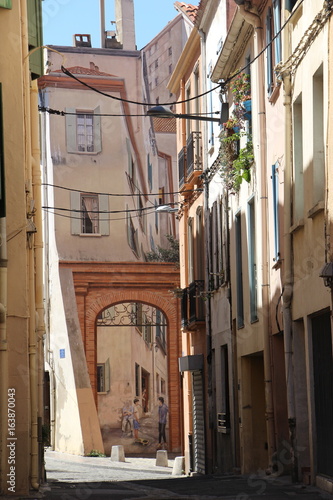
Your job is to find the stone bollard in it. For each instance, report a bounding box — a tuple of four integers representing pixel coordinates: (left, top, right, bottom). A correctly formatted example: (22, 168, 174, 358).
(110, 445, 125, 462)
(156, 449, 168, 467)
(172, 456, 185, 476)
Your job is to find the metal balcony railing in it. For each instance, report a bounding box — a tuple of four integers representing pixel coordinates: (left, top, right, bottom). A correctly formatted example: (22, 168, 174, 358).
(186, 131, 202, 177)
(178, 147, 186, 189)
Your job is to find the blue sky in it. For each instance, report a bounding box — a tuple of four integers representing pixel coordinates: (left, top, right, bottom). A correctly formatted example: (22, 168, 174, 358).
(42, 0, 182, 50)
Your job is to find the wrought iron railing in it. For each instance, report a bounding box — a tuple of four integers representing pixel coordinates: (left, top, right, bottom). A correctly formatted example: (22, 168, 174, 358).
(186, 131, 202, 177)
(178, 147, 186, 189)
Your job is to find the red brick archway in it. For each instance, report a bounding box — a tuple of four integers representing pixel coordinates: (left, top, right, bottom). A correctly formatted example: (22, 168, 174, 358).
(60, 261, 182, 452)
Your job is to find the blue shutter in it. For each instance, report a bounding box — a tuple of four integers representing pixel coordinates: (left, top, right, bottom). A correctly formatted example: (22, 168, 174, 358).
(273, 0, 282, 64)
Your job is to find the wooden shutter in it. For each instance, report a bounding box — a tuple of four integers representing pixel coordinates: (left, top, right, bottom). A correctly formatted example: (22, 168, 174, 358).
(27, 0, 43, 79)
(65, 108, 77, 153)
(0, 0, 12, 8)
(104, 358, 110, 393)
(0, 84, 5, 218)
(70, 191, 81, 234)
(94, 106, 102, 153)
(99, 194, 109, 235)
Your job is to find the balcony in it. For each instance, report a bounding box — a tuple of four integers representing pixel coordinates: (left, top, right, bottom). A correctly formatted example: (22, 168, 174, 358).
(178, 132, 202, 191)
(180, 280, 205, 330)
(186, 131, 202, 180)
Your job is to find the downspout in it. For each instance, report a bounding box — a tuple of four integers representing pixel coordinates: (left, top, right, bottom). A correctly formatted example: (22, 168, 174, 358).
(280, 8, 297, 481)
(21, 0, 39, 490)
(238, 4, 276, 471)
(31, 79, 45, 482)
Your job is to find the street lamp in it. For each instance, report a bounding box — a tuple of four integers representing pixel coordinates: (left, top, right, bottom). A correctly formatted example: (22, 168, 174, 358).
(147, 105, 222, 123)
(155, 204, 179, 213)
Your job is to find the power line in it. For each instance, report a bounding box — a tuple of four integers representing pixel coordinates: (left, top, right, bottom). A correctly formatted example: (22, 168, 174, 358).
(42, 207, 160, 222)
(42, 183, 202, 198)
(61, 65, 222, 107)
(42, 204, 177, 214)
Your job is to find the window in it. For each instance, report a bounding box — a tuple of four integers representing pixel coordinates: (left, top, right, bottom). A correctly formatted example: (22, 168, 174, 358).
(235, 212, 244, 328)
(155, 77, 159, 87)
(155, 59, 158, 69)
(126, 137, 136, 186)
(156, 309, 166, 351)
(210, 200, 224, 288)
(127, 210, 140, 256)
(266, 1, 282, 94)
(169, 64, 172, 75)
(247, 198, 257, 322)
(77, 113, 93, 152)
(97, 359, 110, 393)
(81, 194, 99, 234)
(135, 363, 140, 397)
(161, 378, 166, 394)
(188, 218, 194, 284)
(272, 162, 280, 262)
(168, 47, 172, 56)
(65, 107, 102, 154)
(155, 199, 159, 232)
(70, 192, 109, 236)
(147, 154, 152, 190)
(196, 207, 204, 281)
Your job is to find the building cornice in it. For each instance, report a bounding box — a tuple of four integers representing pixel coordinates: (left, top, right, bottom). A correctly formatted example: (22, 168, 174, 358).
(211, 9, 252, 82)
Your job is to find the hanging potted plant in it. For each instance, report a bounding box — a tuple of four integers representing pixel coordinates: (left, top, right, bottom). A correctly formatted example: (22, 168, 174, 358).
(218, 71, 254, 192)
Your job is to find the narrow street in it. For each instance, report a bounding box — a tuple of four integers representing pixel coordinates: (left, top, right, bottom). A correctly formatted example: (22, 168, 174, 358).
(28, 450, 333, 500)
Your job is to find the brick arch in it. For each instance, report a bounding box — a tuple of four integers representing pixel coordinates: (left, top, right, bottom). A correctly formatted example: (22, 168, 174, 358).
(60, 261, 182, 453)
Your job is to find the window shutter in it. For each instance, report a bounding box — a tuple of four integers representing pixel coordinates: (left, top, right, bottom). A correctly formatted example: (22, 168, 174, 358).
(105, 358, 110, 393)
(266, 8, 273, 94)
(0, 0, 12, 8)
(70, 191, 81, 234)
(99, 194, 109, 235)
(94, 106, 102, 153)
(0, 84, 5, 218)
(65, 108, 77, 153)
(27, 0, 43, 79)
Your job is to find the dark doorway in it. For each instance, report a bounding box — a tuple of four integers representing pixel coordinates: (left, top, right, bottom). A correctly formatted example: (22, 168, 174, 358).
(312, 312, 333, 477)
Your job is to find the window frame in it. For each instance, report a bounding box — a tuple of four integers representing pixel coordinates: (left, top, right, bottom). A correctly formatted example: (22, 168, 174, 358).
(65, 107, 102, 154)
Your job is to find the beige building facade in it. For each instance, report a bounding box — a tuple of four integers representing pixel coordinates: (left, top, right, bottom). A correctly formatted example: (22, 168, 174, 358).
(0, 0, 45, 496)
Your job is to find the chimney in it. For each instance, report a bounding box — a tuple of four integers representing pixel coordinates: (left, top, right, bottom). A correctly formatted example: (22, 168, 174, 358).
(115, 0, 136, 50)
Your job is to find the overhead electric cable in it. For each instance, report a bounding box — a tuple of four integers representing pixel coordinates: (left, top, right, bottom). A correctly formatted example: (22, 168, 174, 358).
(38, 106, 220, 118)
(42, 207, 162, 222)
(42, 183, 202, 198)
(61, 65, 222, 106)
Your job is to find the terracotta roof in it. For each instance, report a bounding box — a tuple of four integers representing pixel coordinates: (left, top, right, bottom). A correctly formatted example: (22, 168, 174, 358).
(174, 2, 199, 23)
(53, 63, 115, 77)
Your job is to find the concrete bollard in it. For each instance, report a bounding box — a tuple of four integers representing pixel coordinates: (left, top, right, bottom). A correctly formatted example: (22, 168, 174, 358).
(156, 449, 168, 467)
(172, 456, 185, 476)
(110, 445, 125, 462)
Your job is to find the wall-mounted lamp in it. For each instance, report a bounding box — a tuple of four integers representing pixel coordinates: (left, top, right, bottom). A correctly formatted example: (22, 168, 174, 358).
(319, 262, 333, 288)
(147, 105, 221, 123)
(155, 204, 179, 213)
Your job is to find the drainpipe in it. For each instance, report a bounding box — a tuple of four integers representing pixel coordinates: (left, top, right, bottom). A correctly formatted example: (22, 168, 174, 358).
(280, 9, 297, 481)
(237, 3, 276, 471)
(21, 0, 39, 490)
(31, 79, 45, 482)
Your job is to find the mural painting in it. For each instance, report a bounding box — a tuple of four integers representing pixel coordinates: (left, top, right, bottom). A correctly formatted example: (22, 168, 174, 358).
(97, 302, 169, 455)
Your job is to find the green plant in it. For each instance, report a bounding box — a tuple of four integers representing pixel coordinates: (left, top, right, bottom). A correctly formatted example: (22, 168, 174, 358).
(145, 234, 179, 265)
(86, 450, 106, 457)
(219, 70, 254, 192)
(230, 72, 251, 104)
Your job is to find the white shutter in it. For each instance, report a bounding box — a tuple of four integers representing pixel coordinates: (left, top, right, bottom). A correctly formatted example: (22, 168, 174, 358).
(94, 106, 102, 153)
(65, 108, 77, 153)
(99, 194, 109, 235)
(70, 191, 81, 234)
